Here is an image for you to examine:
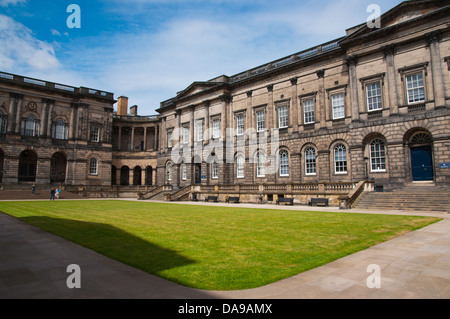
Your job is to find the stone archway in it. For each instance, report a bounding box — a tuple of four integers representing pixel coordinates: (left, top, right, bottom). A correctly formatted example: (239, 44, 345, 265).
(120, 166, 130, 185)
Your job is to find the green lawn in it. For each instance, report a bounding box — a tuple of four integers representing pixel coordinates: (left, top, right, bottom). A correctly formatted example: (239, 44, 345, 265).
(0, 200, 441, 290)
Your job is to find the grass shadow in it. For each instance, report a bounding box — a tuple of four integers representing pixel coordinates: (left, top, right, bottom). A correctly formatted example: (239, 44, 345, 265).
(19, 216, 195, 276)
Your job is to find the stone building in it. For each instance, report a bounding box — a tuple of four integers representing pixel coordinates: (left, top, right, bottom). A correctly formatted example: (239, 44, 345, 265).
(155, 0, 450, 202)
(0, 0, 448, 205)
(0, 72, 115, 187)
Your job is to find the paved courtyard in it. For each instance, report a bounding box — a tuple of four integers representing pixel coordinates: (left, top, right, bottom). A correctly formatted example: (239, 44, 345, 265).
(0, 199, 449, 299)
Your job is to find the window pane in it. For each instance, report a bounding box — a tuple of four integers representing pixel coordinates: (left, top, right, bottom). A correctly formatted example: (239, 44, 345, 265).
(256, 111, 265, 132)
(236, 155, 244, 178)
(370, 139, 386, 171)
(257, 154, 265, 177)
(279, 150, 289, 176)
(305, 148, 316, 175)
(366, 82, 383, 111)
(213, 119, 220, 138)
(406, 73, 425, 104)
(278, 105, 288, 128)
(303, 99, 315, 124)
(334, 144, 347, 173)
(89, 159, 98, 175)
(237, 115, 244, 135)
(332, 94, 345, 119)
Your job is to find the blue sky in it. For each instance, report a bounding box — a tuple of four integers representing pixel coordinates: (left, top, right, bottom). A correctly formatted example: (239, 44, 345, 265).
(0, 0, 403, 115)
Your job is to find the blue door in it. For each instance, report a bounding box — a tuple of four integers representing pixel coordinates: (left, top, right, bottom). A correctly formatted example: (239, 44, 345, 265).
(411, 146, 433, 181)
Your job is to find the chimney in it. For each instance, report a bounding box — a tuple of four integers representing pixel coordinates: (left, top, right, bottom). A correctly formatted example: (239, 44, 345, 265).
(117, 96, 128, 116)
(130, 105, 138, 116)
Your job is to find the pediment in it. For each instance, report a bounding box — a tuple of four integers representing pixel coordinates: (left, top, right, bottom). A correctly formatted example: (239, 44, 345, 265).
(342, 0, 447, 43)
(176, 82, 221, 100)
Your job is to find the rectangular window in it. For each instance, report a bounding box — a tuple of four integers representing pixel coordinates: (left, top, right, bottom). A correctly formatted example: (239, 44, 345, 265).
(303, 99, 315, 124)
(236, 115, 244, 136)
(197, 120, 203, 142)
(182, 126, 189, 144)
(366, 81, 383, 111)
(212, 119, 220, 139)
(332, 93, 345, 120)
(212, 162, 218, 179)
(90, 126, 99, 142)
(236, 156, 244, 178)
(278, 105, 288, 128)
(257, 154, 265, 177)
(89, 159, 98, 175)
(167, 130, 173, 148)
(256, 111, 265, 132)
(406, 73, 425, 104)
(181, 163, 187, 180)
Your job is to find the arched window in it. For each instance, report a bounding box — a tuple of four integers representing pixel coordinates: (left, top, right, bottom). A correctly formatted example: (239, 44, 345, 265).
(89, 158, 98, 176)
(334, 144, 347, 174)
(236, 154, 244, 178)
(279, 150, 289, 176)
(256, 153, 265, 177)
(52, 119, 68, 140)
(211, 161, 218, 179)
(370, 139, 386, 172)
(305, 147, 316, 175)
(166, 162, 173, 181)
(21, 115, 39, 137)
(181, 162, 187, 180)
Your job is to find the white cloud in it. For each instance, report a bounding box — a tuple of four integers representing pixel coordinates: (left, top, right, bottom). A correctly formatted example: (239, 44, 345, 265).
(0, 0, 26, 7)
(0, 14, 61, 72)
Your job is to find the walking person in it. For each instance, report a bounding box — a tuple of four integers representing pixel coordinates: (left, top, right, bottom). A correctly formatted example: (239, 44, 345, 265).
(31, 184, 36, 196)
(50, 188, 55, 201)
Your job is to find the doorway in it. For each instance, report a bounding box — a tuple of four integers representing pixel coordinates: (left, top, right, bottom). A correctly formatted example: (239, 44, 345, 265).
(411, 146, 433, 181)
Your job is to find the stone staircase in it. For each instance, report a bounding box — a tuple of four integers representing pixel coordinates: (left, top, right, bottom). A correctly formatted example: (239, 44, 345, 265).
(354, 184, 450, 212)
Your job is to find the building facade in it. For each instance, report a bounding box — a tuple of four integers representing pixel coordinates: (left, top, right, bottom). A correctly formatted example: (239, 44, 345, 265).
(0, 72, 115, 188)
(0, 0, 449, 202)
(156, 0, 450, 195)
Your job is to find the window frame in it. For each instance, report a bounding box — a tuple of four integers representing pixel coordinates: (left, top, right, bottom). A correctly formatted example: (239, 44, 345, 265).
(236, 114, 245, 136)
(89, 158, 98, 176)
(277, 104, 289, 129)
(256, 110, 265, 132)
(365, 80, 383, 112)
(305, 147, 317, 176)
(21, 115, 40, 137)
(181, 162, 187, 180)
(90, 125, 100, 142)
(211, 161, 219, 179)
(369, 139, 387, 172)
(212, 118, 220, 139)
(334, 143, 348, 174)
(236, 154, 245, 178)
(256, 153, 265, 177)
(279, 150, 289, 177)
(405, 72, 426, 105)
(303, 99, 315, 124)
(331, 93, 345, 120)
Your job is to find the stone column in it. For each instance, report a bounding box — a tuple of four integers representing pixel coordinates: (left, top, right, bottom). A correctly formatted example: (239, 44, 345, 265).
(7, 95, 15, 133)
(41, 100, 48, 136)
(290, 78, 299, 130)
(143, 127, 147, 151)
(384, 45, 399, 114)
(131, 127, 135, 152)
(204, 100, 210, 140)
(46, 102, 54, 137)
(267, 85, 274, 132)
(118, 126, 122, 151)
(346, 56, 360, 122)
(14, 96, 23, 134)
(316, 70, 326, 127)
(427, 31, 445, 107)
